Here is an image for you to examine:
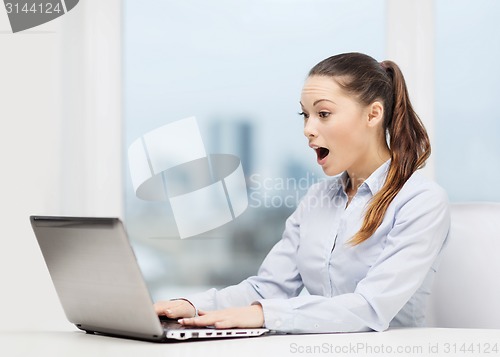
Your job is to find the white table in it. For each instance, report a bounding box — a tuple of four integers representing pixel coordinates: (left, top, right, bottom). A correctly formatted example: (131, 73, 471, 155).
(2, 327, 499, 357)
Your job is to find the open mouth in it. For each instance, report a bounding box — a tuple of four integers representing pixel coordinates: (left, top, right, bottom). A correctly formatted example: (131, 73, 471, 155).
(315, 147, 330, 160)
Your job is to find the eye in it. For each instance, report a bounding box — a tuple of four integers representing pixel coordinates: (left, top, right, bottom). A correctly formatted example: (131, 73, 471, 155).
(318, 111, 331, 119)
(298, 111, 309, 119)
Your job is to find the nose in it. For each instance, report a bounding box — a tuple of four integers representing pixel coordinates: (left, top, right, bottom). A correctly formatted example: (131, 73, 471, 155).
(303, 117, 318, 139)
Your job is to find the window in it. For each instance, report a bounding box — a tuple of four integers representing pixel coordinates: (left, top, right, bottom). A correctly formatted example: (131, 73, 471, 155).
(435, 0, 500, 201)
(124, 0, 386, 298)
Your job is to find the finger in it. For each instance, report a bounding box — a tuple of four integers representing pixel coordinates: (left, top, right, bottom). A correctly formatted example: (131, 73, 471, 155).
(179, 315, 218, 327)
(178, 317, 197, 326)
(178, 317, 206, 327)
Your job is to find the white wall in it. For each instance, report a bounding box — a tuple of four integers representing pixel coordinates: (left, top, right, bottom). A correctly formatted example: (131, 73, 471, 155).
(0, 1, 122, 331)
(386, 0, 435, 179)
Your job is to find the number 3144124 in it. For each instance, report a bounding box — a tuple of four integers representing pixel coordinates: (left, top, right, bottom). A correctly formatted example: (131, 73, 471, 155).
(5, 2, 63, 14)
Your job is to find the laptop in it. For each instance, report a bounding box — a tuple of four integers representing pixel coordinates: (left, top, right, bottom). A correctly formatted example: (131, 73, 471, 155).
(30, 215, 269, 342)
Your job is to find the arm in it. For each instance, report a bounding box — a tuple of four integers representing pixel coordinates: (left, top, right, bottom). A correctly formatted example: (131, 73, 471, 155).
(258, 184, 451, 333)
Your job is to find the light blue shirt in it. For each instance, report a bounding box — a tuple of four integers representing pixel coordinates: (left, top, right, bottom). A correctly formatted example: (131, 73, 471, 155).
(185, 160, 451, 333)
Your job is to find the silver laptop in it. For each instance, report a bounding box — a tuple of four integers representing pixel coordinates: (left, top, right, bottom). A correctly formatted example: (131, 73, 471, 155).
(30, 216, 269, 342)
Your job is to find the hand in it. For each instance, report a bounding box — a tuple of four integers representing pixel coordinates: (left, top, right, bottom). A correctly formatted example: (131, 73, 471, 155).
(154, 299, 196, 319)
(178, 305, 264, 329)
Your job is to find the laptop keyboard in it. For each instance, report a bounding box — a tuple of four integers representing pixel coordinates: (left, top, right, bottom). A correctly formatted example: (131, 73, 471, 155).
(159, 317, 189, 330)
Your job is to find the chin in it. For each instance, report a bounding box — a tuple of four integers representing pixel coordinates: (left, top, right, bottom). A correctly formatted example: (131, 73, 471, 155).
(322, 165, 343, 177)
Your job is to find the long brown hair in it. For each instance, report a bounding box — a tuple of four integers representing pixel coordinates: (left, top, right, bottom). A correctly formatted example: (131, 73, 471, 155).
(309, 52, 430, 245)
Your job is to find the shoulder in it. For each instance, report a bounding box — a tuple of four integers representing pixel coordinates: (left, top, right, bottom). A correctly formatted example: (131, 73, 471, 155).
(401, 170, 448, 200)
(392, 170, 450, 217)
(383, 171, 451, 247)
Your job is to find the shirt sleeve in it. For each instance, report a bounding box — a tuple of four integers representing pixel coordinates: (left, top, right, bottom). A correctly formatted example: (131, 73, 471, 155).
(183, 193, 306, 312)
(257, 183, 451, 333)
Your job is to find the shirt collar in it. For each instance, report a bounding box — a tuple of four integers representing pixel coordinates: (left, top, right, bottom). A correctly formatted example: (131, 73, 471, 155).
(363, 159, 391, 195)
(329, 159, 391, 197)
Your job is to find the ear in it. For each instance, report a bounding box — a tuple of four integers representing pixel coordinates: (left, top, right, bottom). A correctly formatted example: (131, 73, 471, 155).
(366, 101, 384, 128)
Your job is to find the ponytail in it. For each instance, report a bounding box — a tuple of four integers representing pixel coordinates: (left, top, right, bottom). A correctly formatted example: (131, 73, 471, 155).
(349, 60, 430, 245)
(308, 53, 431, 246)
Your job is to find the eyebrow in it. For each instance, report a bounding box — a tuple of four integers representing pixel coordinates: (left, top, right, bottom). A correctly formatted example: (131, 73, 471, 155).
(299, 99, 336, 107)
(313, 99, 336, 106)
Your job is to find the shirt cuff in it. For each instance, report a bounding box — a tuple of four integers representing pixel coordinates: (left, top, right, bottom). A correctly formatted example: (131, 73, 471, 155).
(253, 299, 295, 332)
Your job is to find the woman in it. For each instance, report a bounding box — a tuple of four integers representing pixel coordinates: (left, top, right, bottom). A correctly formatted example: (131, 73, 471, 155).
(154, 52, 450, 333)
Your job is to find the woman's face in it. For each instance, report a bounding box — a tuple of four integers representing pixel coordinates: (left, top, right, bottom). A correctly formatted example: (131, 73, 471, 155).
(300, 75, 377, 177)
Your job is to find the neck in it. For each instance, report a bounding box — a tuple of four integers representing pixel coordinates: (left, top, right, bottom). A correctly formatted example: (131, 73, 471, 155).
(346, 147, 391, 195)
